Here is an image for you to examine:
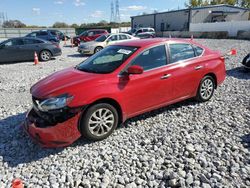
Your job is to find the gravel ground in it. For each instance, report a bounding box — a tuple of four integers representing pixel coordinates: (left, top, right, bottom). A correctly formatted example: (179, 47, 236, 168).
(0, 39, 249, 188)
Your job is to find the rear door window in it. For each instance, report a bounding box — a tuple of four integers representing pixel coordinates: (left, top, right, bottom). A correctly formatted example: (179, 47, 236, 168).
(169, 43, 195, 63)
(193, 45, 204, 56)
(108, 35, 118, 41)
(119, 35, 128, 40)
(37, 31, 48, 36)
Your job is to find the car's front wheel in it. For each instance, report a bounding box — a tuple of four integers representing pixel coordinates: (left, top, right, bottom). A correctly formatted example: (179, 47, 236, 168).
(196, 75, 215, 102)
(80, 103, 118, 141)
(94, 47, 103, 54)
(39, 50, 52, 61)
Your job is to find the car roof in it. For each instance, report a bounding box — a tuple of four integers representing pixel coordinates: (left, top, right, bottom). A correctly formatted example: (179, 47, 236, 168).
(116, 38, 206, 47)
(9, 37, 48, 42)
(88, 29, 107, 31)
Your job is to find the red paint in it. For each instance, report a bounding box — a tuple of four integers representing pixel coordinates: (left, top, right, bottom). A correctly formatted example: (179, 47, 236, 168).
(231, 49, 237, 56)
(12, 179, 24, 188)
(23, 111, 81, 148)
(25, 38, 226, 147)
(73, 29, 109, 46)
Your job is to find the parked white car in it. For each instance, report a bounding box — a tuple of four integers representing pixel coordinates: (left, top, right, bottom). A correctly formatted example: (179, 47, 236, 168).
(78, 33, 139, 55)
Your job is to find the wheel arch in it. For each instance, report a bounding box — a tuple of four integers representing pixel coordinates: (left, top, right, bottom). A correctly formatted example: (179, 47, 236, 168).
(204, 72, 217, 89)
(78, 97, 123, 131)
(94, 46, 103, 52)
(39, 49, 53, 57)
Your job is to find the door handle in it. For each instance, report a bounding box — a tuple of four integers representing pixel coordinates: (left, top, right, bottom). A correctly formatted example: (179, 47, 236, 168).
(161, 74, 171, 80)
(195, 65, 203, 70)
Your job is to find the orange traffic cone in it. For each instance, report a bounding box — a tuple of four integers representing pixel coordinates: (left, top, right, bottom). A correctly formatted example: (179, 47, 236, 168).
(12, 179, 24, 188)
(34, 51, 39, 65)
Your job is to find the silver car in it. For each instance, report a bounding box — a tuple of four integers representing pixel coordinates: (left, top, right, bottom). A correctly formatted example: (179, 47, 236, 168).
(78, 33, 138, 55)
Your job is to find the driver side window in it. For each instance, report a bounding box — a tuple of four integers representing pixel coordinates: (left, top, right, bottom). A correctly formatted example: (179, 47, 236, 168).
(108, 35, 118, 42)
(130, 45, 167, 71)
(4, 40, 13, 47)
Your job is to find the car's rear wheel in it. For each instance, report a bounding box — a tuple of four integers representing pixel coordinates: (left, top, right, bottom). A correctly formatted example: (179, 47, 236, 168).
(39, 50, 51, 61)
(242, 54, 250, 69)
(196, 75, 215, 102)
(80, 103, 118, 141)
(94, 47, 103, 54)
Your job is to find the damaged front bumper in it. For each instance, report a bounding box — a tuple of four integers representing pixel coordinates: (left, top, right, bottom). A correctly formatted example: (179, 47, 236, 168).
(23, 108, 82, 148)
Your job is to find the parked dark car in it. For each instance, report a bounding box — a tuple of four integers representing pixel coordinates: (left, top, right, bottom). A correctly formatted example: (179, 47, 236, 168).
(26, 30, 60, 43)
(47, 29, 70, 41)
(0, 37, 62, 63)
(72, 29, 109, 46)
(242, 53, 250, 70)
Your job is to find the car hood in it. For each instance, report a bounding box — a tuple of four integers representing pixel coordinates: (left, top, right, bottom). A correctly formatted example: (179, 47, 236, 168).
(31, 67, 103, 99)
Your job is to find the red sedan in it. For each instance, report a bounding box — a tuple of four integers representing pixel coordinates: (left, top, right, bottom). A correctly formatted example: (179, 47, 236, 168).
(23, 38, 226, 147)
(72, 29, 109, 46)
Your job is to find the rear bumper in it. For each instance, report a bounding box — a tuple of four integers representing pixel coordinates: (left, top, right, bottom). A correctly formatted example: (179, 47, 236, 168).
(52, 48, 62, 57)
(23, 109, 81, 148)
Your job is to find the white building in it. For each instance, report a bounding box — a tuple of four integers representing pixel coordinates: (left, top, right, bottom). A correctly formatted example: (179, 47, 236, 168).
(131, 4, 250, 33)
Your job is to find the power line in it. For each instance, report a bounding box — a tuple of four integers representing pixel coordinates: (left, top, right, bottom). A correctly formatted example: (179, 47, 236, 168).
(115, 0, 120, 23)
(110, 1, 114, 22)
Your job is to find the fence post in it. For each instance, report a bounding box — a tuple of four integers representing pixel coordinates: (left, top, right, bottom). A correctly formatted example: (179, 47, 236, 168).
(4, 28, 7, 38)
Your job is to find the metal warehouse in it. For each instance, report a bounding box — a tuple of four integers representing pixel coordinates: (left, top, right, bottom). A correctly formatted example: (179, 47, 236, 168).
(131, 4, 250, 32)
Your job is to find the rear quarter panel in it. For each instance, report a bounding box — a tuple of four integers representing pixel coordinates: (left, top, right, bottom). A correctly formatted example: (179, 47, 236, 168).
(203, 52, 226, 86)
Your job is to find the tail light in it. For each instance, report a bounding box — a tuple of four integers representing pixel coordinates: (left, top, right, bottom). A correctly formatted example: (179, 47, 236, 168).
(220, 56, 225, 63)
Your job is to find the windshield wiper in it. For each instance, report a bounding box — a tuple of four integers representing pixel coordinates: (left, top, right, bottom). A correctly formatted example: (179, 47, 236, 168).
(76, 66, 101, 74)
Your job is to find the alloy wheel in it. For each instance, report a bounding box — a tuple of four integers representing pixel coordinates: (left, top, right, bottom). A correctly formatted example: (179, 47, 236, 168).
(40, 51, 51, 61)
(200, 78, 214, 100)
(88, 108, 115, 137)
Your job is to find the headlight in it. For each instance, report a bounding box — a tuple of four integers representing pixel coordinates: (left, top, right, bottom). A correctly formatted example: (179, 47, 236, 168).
(37, 94, 73, 112)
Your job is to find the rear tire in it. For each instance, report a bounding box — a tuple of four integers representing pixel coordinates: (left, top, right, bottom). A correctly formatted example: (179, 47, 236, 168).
(39, 50, 51, 61)
(80, 103, 118, 141)
(94, 46, 103, 54)
(195, 75, 215, 102)
(242, 54, 250, 70)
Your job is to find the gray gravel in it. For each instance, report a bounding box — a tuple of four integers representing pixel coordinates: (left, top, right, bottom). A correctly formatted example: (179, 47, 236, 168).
(0, 39, 249, 188)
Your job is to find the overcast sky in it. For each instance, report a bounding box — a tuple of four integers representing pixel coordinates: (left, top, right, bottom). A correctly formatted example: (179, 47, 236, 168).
(0, 0, 187, 26)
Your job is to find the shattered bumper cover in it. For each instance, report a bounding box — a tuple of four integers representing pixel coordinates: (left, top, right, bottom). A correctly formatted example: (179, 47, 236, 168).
(23, 108, 81, 148)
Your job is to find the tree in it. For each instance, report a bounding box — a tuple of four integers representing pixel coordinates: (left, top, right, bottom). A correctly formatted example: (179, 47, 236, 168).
(70, 23, 79, 28)
(186, 0, 239, 7)
(52, 22, 69, 28)
(241, 0, 250, 8)
(2, 20, 26, 28)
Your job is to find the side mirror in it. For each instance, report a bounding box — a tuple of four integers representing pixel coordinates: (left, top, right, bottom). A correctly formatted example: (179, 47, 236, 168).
(127, 65, 144, 75)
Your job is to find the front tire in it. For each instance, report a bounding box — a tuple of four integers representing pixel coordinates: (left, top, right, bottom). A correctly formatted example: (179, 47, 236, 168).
(94, 46, 103, 54)
(39, 50, 52, 61)
(195, 75, 215, 102)
(80, 103, 118, 141)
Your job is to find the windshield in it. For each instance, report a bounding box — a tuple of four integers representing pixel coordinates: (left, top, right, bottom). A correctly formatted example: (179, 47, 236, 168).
(128, 29, 136, 34)
(95, 34, 110, 42)
(76, 45, 138, 74)
(80, 31, 88, 36)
